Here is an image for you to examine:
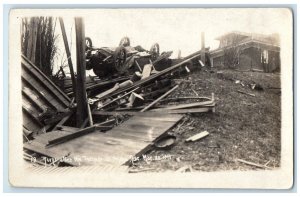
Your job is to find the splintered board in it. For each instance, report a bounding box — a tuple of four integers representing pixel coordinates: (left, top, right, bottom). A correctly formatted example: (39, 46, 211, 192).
(24, 113, 183, 166)
(21, 55, 71, 134)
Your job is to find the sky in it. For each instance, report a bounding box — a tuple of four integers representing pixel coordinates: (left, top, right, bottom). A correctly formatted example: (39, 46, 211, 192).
(52, 8, 291, 75)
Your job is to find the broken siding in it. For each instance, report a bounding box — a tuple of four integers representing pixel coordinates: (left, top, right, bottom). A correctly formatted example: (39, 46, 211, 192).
(21, 55, 71, 134)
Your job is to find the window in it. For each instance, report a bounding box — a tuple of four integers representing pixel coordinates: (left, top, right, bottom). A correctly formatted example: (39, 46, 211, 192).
(261, 49, 269, 64)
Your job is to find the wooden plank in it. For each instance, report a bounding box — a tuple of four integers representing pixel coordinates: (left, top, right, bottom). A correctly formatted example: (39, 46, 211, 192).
(47, 126, 96, 147)
(22, 106, 44, 127)
(99, 87, 139, 109)
(56, 126, 80, 133)
(22, 88, 47, 112)
(201, 32, 206, 67)
(53, 113, 73, 130)
(59, 17, 77, 96)
(22, 95, 42, 114)
(153, 100, 215, 110)
(22, 113, 41, 133)
(23, 141, 77, 166)
(93, 106, 213, 116)
(236, 159, 273, 170)
(140, 85, 179, 112)
(22, 55, 71, 103)
(237, 90, 256, 97)
(22, 64, 69, 107)
(152, 107, 213, 114)
(185, 131, 209, 142)
(97, 52, 202, 101)
(31, 114, 183, 166)
(22, 75, 60, 110)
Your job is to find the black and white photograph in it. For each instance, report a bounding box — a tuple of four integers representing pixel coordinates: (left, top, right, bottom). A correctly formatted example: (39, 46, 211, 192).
(8, 8, 293, 188)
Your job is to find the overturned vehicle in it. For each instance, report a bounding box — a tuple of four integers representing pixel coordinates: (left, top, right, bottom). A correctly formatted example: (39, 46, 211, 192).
(85, 37, 168, 78)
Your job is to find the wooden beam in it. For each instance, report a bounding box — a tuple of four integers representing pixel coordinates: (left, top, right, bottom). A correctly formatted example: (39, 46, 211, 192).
(140, 85, 179, 112)
(21, 55, 71, 103)
(47, 126, 95, 147)
(21, 76, 58, 110)
(22, 106, 44, 127)
(237, 159, 273, 170)
(47, 120, 115, 147)
(52, 113, 73, 131)
(59, 17, 77, 97)
(201, 32, 206, 67)
(22, 89, 47, 112)
(237, 90, 256, 97)
(185, 131, 209, 142)
(75, 17, 88, 127)
(93, 109, 212, 116)
(97, 52, 202, 101)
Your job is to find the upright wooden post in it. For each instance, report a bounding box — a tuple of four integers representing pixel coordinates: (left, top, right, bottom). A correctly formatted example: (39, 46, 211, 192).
(75, 17, 87, 127)
(201, 32, 206, 67)
(59, 17, 77, 97)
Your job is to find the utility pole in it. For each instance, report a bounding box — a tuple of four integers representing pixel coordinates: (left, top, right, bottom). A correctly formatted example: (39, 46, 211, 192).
(75, 17, 87, 127)
(59, 17, 77, 97)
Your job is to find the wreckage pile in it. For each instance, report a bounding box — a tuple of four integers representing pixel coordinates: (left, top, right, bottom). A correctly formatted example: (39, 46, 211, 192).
(22, 36, 215, 168)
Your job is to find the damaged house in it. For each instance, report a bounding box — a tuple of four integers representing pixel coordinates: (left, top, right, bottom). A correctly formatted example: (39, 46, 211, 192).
(210, 31, 280, 72)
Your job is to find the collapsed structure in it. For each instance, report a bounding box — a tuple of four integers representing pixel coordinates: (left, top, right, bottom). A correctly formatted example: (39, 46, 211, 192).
(22, 19, 215, 168)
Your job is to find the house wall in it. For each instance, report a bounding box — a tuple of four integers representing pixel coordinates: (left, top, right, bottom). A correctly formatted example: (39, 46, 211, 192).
(211, 45, 280, 72)
(267, 50, 280, 72)
(239, 47, 263, 70)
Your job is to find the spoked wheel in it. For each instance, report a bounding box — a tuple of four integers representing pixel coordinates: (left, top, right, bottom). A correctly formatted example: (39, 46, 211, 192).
(85, 37, 93, 50)
(113, 46, 127, 73)
(119, 37, 130, 47)
(150, 43, 160, 60)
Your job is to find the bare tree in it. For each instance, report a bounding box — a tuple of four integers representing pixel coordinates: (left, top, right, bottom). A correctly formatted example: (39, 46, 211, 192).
(222, 34, 241, 69)
(21, 17, 58, 77)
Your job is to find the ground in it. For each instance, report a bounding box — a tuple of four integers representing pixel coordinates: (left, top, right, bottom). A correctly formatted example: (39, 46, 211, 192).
(131, 68, 281, 172)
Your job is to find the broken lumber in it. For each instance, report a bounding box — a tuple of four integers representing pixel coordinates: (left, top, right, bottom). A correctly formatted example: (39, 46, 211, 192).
(141, 64, 153, 79)
(86, 93, 93, 126)
(185, 131, 209, 142)
(93, 106, 213, 116)
(95, 80, 134, 99)
(236, 159, 273, 170)
(251, 68, 264, 72)
(128, 168, 156, 173)
(99, 87, 140, 109)
(154, 100, 215, 111)
(140, 85, 179, 112)
(237, 90, 256, 97)
(96, 51, 202, 101)
(160, 96, 211, 102)
(59, 17, 77, 96)
(46, 120, 115, 147)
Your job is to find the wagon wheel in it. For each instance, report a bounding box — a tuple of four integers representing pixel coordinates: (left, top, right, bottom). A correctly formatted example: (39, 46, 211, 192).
(119, 37, 130, 47)
(85, 37, 92, 50)
(150, 43, 160, 60)
(113, 46, 127, 73)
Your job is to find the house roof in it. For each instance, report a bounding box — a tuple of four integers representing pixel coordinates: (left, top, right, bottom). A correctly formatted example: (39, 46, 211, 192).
(215, 31, 280, 46)
(215, 31, 250, 40)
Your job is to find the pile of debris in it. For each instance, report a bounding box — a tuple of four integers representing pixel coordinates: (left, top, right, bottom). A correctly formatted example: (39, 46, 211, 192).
(22, 36, 216, 168)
